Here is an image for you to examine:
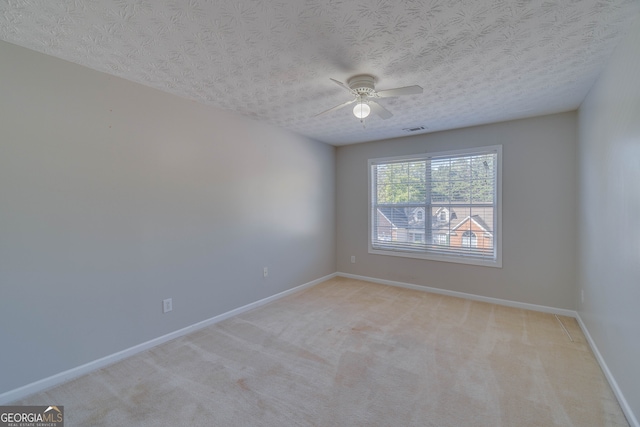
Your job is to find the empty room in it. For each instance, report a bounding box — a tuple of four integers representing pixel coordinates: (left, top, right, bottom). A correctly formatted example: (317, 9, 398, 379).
(1, 1, 639, 426)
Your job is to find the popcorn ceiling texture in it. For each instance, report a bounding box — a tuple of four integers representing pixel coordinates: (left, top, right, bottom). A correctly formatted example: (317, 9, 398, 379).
(1, 0, 639, 145)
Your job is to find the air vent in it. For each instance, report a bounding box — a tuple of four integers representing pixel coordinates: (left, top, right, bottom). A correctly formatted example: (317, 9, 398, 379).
(403, 126, 426, 132)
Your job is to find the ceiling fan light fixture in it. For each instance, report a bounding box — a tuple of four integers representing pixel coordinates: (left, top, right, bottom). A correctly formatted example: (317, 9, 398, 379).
(353, 102, 370, 119)
(314, 74, 421, 121)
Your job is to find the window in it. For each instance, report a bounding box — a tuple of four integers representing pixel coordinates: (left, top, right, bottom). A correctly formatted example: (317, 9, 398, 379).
(461, 231, 477, 248)
(409, 232, 425, 243)
(369, 145, 502, 267)
(433, 233, 448, 245)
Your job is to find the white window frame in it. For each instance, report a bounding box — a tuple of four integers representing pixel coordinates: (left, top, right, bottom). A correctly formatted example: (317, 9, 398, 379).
(368, 145, 502, 268)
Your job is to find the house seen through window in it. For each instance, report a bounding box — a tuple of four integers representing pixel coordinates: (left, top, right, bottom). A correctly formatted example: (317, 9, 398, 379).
(369, 145, 502, 267)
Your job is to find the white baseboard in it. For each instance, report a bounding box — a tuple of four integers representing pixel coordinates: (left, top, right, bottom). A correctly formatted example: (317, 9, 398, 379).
(0, 273, 336, 405)
(337, 272, 577, 317)
(575, 314, 638, 427)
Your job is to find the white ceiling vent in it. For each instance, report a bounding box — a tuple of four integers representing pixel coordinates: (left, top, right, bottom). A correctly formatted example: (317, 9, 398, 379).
(403, 126, 426, 132)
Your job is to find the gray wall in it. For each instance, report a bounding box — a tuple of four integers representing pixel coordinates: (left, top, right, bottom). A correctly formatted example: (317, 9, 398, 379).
(578, 17, 640, 422)
(336, 112, 578, 309)
(0, 40, 335, 394)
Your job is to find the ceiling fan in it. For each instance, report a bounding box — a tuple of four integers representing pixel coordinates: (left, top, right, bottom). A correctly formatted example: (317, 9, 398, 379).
(314, 74, 423, 121)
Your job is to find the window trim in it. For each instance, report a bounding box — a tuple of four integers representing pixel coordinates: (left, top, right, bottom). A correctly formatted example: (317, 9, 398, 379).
(368, 145, 502, 268)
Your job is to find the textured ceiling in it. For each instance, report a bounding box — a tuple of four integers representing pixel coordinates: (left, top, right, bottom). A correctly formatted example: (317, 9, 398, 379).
(1, 0, 639, 145)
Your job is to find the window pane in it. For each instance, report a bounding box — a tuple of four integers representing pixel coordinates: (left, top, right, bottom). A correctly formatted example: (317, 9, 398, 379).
(450, 157, 471, 181)
(471, 179, 494, 203)
(430, 159, 450, 204)
(471, 154, 495, 177)
(433, 157, 471, 203)
(470, 154, 495, 204)
(407, 162, 426, 203)
(470, 207, 494, 233)
(449, 180, 470, 203)
(375, 162, 425, 204)
(431, 206, 456, 246)
(470, 207, 494, 254)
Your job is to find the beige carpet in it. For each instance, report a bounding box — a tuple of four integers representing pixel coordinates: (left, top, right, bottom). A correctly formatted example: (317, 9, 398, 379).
(16, 277, 627, 426)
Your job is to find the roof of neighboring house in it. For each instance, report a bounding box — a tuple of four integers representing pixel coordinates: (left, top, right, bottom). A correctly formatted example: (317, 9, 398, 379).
(377, 207, 409, 229)
(451, 214, 492, 233)
(379, 206, 493, 235)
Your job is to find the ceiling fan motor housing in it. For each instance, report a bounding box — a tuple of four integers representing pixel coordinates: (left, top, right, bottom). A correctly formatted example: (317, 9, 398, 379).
(348, 74, 376, 96)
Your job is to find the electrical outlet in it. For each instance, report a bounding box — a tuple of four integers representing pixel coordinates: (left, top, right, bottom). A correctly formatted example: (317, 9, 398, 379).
(351, 255, 356, 263)
(263, 267, 268, 278)
(163, 298, 172, 313)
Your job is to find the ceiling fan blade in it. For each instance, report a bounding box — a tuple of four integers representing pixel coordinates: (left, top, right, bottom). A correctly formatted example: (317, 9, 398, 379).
(330, 78, 355, 94)
(313, 99, 356, 117)
(369, 100, 393, 119)
(376, 85, 423, 98)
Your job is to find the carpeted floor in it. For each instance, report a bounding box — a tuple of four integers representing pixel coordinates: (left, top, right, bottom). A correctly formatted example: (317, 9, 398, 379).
(15, 277, 628, 426)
